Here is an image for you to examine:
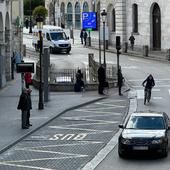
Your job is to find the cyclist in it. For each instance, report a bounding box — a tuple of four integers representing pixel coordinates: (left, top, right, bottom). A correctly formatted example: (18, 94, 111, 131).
(142, 74, 155, 104)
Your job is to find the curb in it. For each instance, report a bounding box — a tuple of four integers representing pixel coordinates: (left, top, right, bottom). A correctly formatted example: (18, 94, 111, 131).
(0, 96, 107, 154)
(86, 45, 170, 64)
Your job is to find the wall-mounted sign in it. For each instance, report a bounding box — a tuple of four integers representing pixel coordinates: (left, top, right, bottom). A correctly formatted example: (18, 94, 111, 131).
(16, 62, 34, 73)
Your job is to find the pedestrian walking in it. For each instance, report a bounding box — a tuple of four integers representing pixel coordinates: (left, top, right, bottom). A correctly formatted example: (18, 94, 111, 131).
(80, 29, 84, 44)
(98, 64, 106, 95)
(17, 88, 30, 129)
(26, 88, 32, 127)
(24, 72, 32, 88)
(118, 68, 124, 96)
(25, 18, 29, 29)
(84, 31, 88, 46)
(129, 33, 135, 50)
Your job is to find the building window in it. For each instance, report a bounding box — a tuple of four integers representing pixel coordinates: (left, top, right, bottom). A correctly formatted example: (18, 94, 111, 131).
(83, 2, 89, 12)
(132, 4, 138, 33)
(112, 8, 116, 32)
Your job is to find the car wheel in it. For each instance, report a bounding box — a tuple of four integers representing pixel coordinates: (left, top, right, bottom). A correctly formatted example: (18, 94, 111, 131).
(118, 149, 126, 158)
(162, 147, 168, 157)
(66, 50, 70, 54)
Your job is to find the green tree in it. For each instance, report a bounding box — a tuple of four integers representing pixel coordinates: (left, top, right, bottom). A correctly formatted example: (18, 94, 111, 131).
(32, 5, 48, 21)
(24, 0, 45, 16)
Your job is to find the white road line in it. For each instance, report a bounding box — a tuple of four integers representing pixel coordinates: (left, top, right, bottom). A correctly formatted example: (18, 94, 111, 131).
(75, 110, 122, 114)
(169, 89, 170, 95)
(153, 97, 163, 100)
(63, 112, 121, 118)
(16, 148, 88, 157)
(82, 129, 121, 170)
(133, 85, 170, 88)
(60, 117, 118, 124)
(0, 155, 88, 164)
(48, 126, 112, 133)
(62, 122, 118, 127)
(0, 163, 54, 170)
(19, 141, 104, 150)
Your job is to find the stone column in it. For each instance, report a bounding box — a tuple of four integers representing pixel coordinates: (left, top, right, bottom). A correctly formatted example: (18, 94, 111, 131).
(5, 29, 12, 81)
(0, 30, 6, 88)
(115, 0, 127, 43)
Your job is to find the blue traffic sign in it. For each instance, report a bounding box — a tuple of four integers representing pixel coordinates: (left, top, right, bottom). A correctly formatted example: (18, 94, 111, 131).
(82, 12, 97, 29)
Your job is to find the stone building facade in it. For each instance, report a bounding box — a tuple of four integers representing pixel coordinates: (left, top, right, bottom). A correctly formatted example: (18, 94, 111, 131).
(0, 0, 23, 88)
(45, 0, 170, 51)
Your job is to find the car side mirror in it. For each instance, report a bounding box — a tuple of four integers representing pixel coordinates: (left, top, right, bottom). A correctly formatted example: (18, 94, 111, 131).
(67, 36, 69, 40)
(119, 124, 124, 129)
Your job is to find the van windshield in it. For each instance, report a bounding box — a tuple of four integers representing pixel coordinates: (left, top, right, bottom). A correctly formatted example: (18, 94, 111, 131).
(50, 32, 67, 41)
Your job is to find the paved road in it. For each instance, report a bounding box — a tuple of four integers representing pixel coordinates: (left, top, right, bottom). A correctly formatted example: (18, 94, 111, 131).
(0, 97, 129, 170)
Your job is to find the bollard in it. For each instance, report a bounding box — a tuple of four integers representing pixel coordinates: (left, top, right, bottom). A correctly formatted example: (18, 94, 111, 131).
(88, 37, 91, 46)
(123, 42, 128, 53)
(23, 44, 26, 57)
(166, 49, 170, 61)
(106, 40, 108, 49)
(143, 45, 149, 57)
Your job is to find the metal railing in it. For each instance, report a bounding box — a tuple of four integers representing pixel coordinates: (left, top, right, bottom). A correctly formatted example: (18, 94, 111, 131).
(49, 67, 117, 84)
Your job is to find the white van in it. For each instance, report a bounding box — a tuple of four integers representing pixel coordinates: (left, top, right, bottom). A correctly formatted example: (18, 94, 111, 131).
(32, 25, 71, 54)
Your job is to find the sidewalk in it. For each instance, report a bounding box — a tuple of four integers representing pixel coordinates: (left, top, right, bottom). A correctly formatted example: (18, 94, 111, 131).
(0, 70, 123, 154)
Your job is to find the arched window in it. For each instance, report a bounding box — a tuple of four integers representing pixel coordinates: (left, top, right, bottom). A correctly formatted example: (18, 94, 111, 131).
(75, 2, 81, 29)
(67, 2, 73, 28)
(83, 2, 89, 12)
(112, 8, 116, 32)
(132, 4, 138, 33)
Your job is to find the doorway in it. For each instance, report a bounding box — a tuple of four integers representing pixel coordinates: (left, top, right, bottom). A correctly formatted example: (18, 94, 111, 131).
(152, 3, 161, 50)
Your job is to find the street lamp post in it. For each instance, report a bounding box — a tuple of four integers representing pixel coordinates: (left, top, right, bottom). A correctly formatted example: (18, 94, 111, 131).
(101, 9, 107, 68)
(116, 36, 121, 94)
(36, 14, 44, 110)
(53, 0, 56, 26)
(29, 0, 32, 33)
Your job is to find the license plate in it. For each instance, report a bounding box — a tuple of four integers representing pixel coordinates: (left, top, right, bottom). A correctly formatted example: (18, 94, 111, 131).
(61, 49, 67, 52)
(133, 146, 148, 150)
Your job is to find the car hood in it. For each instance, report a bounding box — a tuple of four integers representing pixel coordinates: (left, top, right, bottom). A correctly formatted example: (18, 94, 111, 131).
(122, 129, 166, 138)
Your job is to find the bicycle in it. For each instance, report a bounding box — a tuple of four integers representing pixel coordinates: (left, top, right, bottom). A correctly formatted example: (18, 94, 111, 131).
(143, 84, 154, 105)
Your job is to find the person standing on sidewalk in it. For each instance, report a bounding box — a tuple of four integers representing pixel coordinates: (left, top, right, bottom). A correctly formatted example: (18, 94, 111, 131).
(84, 31, 88, 46)
(17, 88, 29, 129)
(98, 64, 106, 95)
(80, 29, 84, 44)
(26, 88, 32, 127)
(129, 33, 135, 50)
(118, 68, 124, 96)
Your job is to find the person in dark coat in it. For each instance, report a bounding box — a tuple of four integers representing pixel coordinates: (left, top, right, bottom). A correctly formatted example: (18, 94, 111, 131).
(118, 68, 124, 96)
(17, 88, 29, 129)
(129, 33, 135, 50)
(142, 74, 155, 103)
(80, 29, 84, 44)
(26, 89, 32, 127)
(84, 31, 88, 46)
(74, 69, 84, 92)
(98, 64, 106, 95)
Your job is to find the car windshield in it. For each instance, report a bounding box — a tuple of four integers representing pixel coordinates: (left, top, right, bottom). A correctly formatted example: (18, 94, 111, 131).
(50, 32, 67, 41)
(126, 116, 165, 129)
